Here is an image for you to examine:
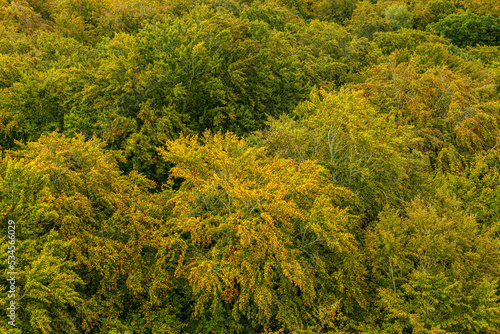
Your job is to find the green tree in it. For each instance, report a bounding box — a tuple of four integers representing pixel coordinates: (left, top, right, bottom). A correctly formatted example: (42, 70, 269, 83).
(0, 68, 70, 146)
(430, 11, 500, 47)
(373, 28, 445, 55)
(294, 19, 380, 87)
(71, 6, 310, 180)
(0, 1, 50, 34)
(261, 88, 426, 222)
(357, 51, 500, 167)
(434, 148, 500, 227)
(427, 0, 456, 22)
(365, 198, 500, 333)
(383, 4, 413, 30)
(310, 0, 358, 24)
(0, 158, 82, 333)
(1, 132, 188, 333)
(348, 1, 391, 39)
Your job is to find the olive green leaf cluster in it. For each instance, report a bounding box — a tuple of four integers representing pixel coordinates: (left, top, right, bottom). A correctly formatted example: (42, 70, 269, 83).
(1, 0, 500, 333)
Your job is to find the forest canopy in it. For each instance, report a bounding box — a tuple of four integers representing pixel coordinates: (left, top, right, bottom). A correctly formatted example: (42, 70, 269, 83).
(1, 0, 500, 333)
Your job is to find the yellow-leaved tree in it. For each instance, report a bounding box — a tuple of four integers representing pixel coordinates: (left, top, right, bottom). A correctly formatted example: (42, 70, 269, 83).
(158, 131, 367, 333)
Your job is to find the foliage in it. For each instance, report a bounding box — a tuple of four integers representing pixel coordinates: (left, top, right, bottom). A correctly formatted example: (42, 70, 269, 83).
(310, 0, 358, 23)
(262, 88, 426, 222)
(64, 6, 310, 180)
(365, 198, 500, 333)
(159, 131, 366, 332)
(1, 0, 500, 332)
(427, 0, 456, 22)
(373, 28, 445, 55)
(430, 10, 500, 47)
(347, 1, 392, 38)
(383, 4, 413, 30)
(0, 133, 187, 333)
(357, 51, 500, 166)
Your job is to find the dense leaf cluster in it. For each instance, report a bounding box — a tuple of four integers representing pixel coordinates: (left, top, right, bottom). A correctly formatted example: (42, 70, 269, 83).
(1, 0, 500, 333)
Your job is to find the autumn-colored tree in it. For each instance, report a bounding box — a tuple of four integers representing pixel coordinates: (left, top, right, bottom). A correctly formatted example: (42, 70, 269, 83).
(310, 0, 358, 24)
(457, 0, 500, 17)
(427, 0, 457, 22)
(158, 131, 367, 332)
(0, 28, 95, 150)
(347, 0, 392, 38)
(433, 147, 500, 227)
(0, 1, 50, 34)
(357, 49, 500, 168)
(373, 28, 445, 56)
(293, 19, 380, 87)
(0, 157, 83, 333)
(68, 5, 310, 181)
(261, 88, 427, 222)
(365, 197, 500, 333)
(0, 133, 190, 333)
(0, 0, 499, 332)
(383, 4, 413, 30)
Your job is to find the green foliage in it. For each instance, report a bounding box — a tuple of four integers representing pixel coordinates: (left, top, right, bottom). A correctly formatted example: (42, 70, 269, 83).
(357, 50, 500, 168)
(0, 133, 188, 333)
(430, 10, 500, 47)
(261, 88, 427, 222)
(276, 0, 312, 19)
(0, 68, 70, 146)
(135, 8, 309, 134)
(240, 1, 301, 31)
(427, 0, 456, 21)
(66, 6, 310, 180)
(465, 45, 500, 68)
(373, 28, 445, 55)
(435, 148, 500, 227)
(365, 198, 500, 333)
(295, 19, 380, 87)
(382, 4, 413, 30)
(0, 158, 81, 333)
(0, 1, 50, 34)
(1, 0, 500, 332)
(348, 1, 392, 38)
(310, 0, 358, 23)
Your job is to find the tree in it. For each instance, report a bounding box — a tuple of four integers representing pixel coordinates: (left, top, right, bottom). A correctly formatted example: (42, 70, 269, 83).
(310, 0, 358, 24)
(373, 28, 445, 55)
(0, 1, 50, 34)
(357, 51, 500, 167)
(365, 198, 500, 333)
(0, 30, 93, 149)
(293, 19, 380, 87)
(0, 158, 82, 333)
(261, 88, 426, 222)
(71, 6, 310, 181)
(457, 0, 500, 17)
(0, 132, 189, 333)
(158, 131, 366, 332)
(427, 0, 456, 22)
(347, 1, 392, 39)
(0, 69, 68, 146)
(383, 4, 413, 30)
(430, 11, 500, 47)
(434, 147, 500, 227)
